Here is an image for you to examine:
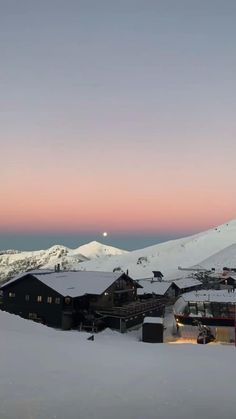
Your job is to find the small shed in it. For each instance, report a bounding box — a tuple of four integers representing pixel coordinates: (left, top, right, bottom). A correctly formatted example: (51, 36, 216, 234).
(142, 316, 164, 343)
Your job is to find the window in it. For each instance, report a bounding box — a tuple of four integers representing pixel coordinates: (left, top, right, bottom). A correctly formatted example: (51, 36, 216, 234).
(29, 312, 37, 320)
(115, 278, 126, 290)
(65, 297, 71, 305)
(189, 302, 197, 315)
(37, 296, 42, 303)
(196, 302, 205, 316)
(55, 297, 60, 304)
(25, 295, 30, 301)
(47, 297, 52, 304)
(9, 292, 15, 298)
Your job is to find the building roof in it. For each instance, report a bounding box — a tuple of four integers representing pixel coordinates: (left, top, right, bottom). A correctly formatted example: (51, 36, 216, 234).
(172, 277, 202, 290)
(180, 289, 236, 304)
(137, 280, 171, 296)
(224, 273, 236, 281)
(1, 271, 129, 298)
(143, 317, 163, 324)
(1, 269, 54, 287)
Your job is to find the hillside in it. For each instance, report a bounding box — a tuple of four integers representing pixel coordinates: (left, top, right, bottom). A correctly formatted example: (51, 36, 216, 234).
(78, 220, 236, 279)
(0, 241, 128, 282)
(1, 220, 236, 282)
(194, 243, 236, 271)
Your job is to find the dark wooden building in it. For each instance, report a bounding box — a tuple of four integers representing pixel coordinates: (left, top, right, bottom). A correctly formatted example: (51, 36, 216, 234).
(0, 270, 165, 332)
(137, 280, 173, 299)
(220, 273, 236, 288)
(172, 278, 202, 297)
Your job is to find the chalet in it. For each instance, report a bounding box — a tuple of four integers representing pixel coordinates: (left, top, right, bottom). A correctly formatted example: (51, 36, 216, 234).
(137, 280, 173, 299)
(136, 277, 201, 300)
(0, 270, 164, 332)
(171, 277, 202, 297)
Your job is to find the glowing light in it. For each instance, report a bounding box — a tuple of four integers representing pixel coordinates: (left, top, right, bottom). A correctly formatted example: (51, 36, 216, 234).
(102, 232, 108, 237)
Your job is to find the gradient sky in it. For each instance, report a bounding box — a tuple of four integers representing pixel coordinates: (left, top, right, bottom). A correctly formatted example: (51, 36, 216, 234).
(1, 0, 236, 249)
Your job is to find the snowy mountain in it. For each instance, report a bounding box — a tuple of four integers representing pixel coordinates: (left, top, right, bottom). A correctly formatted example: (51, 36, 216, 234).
(0, 241, 128, 282)
(1, 220, 236, 283)
(194, 243, 236, 271)
(77, 220, 236, 279)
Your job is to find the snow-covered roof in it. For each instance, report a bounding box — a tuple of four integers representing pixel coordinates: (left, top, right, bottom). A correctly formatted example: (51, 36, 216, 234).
(172, 277, 202, 289)
(1, 270, 54, 287)
(181, 289, 236, 304)
(224, 273, 236, 281)
(137, 280, 171, 296)
(1, 271, 125, 298)
(143, 317, 163, 324)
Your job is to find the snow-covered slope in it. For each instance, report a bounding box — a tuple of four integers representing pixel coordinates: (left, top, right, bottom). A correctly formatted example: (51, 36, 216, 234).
(194, 243, 236, 271)
(1, 310, 236, 419)
(0, 241, 128, 282)
(71, 241, 127, 259)
(78, 220, 236, 279)
(1, 220, 236, 282)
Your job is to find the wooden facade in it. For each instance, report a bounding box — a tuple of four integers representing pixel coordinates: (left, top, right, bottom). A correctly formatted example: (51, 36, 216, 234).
(0, 271, 165, 332)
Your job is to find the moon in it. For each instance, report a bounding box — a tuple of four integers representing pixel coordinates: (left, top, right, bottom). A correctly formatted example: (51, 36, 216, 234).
(102, 232, 108, 237)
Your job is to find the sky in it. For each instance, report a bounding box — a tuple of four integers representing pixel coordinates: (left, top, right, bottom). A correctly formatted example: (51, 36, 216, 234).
(1, 0, 236, 250)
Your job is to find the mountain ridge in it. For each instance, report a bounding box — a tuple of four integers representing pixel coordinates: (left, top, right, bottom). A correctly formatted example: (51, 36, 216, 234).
(1, 219, 236, 282)
(0, 241, 128, 282)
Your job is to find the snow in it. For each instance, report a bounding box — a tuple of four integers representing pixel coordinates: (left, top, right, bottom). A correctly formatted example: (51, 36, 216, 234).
(1, 271, 124, 298)
(137, 280, 171, 295)
(180, 289, 236, 304)
(1, 310, 236, 419)
(1, 219, 236, 285)
(77, 219, 236, 279)
(71, 241, 128, 258)
(144, 316, 163, 324)
(0, 269, 54, 288)
(172, 278, 202, 289)
(194, 243, 236, 271)
(0, 241, 128, 282)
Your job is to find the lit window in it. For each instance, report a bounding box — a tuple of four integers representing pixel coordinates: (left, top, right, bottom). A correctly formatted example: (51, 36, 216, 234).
(47, 297, 52, 304)
(55, 298, 60, 304)
(25, 295, 30, 301)
(29, 312, 37, 320)
(37, 296, 42, 302)
(9, 292, 15, 298)
(65, 297, 71, 304)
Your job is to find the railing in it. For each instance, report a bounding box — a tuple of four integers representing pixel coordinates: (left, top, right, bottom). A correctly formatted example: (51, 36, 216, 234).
(96, 298, 165, 318)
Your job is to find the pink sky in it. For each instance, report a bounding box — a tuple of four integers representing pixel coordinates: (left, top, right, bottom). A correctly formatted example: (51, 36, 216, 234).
(2, 138, 236, 234)
(1, 2, 236, 235)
